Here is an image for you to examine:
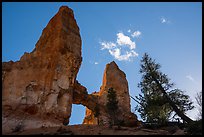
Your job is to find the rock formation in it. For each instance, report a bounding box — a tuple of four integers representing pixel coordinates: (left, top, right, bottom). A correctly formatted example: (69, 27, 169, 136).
(2, 6, 139, 134)
(2, 6, 82, 133)
(82, 61, 138, 126)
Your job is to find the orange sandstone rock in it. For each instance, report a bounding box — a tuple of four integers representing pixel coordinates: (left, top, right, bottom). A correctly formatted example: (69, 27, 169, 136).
(2, 6, 82, 134)
(2, 6, 139, 134)
(82, 61, 138, 126)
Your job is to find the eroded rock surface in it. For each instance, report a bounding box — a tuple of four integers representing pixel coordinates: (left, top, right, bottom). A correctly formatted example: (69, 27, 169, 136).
(2, 6, 82, 134)
(2, 6, 139, 135)
(82, 61, 138, 126)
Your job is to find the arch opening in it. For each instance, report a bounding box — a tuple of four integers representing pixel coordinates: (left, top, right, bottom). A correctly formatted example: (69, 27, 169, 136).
(69, 104, 86, 125)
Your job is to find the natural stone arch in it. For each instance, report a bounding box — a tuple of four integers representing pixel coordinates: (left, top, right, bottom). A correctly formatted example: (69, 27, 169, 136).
(72, 62, 139, 126)
(72, 81, 98, 114)
(2, 6, 140, 134)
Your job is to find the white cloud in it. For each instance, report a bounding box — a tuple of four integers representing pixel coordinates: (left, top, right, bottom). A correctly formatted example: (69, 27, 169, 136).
(116, 32, 136, 49)
(108, 48, 138, 61)
(100, 42, 116, 50)
(118, 50, 138, 61)
(131, 31, 141, 38)
(94, 62, 99, 65)
(186, 75, 195, 82)
(109, 48, 121, 59)
(100, 31, 139, 61)
(161, 17, 167, 23)
(160, 17, 171, 24)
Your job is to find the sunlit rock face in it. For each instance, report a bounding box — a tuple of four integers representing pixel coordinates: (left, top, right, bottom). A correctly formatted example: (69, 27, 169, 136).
(2, 6, 139, 134)
(2, 6, 82, 133)
(82, 61, 138, 126)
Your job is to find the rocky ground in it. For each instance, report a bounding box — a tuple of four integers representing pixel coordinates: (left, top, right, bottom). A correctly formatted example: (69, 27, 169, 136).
(5, 124, 186, 135)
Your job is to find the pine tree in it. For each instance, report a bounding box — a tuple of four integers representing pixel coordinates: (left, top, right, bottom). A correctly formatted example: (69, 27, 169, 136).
(106, 87, 118, 126)
(134, 53, 194, 125)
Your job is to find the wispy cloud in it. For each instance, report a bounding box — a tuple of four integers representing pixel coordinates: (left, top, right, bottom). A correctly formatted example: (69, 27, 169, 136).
(94, 62, 99, 65)
(131, 31, 141, 38)
(108, 48, 138, 61)
(160, 17, 170, 24)
(161, 17, 167, 23)
(186, 75, 195, 82)
(100, 31, 139, 61)
(100, 42, 116, 50)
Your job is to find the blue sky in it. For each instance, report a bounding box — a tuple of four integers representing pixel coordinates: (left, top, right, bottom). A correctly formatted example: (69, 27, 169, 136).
(2, 2, 202, 125)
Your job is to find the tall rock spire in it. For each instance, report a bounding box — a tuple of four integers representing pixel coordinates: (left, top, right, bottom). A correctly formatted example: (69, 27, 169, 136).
(2, 6, 82, 134)
(34, 6, 81, 56)
(83, 61, 139, 126)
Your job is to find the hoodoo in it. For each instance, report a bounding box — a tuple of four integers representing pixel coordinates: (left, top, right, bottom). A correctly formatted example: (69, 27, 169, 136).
(2, 6, 82, 133)
(82, 61, 138, 126)
(2, 6, 139, 134)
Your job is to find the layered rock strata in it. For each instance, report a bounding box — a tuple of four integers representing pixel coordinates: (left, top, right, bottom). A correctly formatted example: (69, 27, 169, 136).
(81, 61, 138, 126)
(2, 6, 139, 134)
(2, 6, 82, 133)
